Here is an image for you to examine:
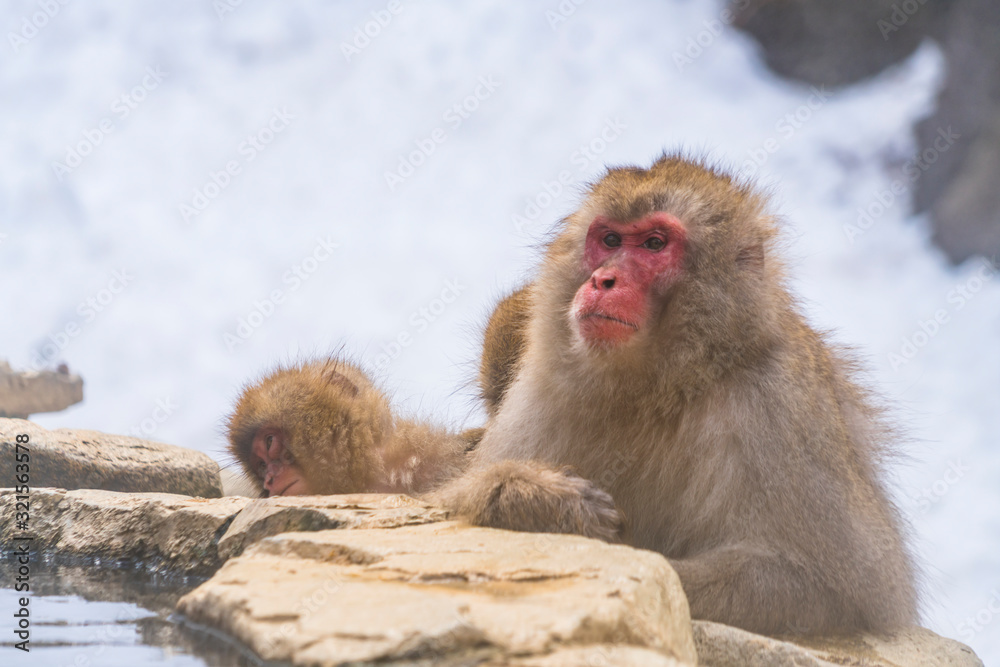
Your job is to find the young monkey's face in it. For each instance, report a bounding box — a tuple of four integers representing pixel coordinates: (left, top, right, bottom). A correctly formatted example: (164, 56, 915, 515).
(250, 426, 313, 496)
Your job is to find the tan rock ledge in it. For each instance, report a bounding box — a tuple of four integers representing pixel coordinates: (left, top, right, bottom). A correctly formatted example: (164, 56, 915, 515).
(0, 360, 83, 418)
(217, 494, 450, 560)
(0, 491, 454, 576)
(0, 418, 222, 497)
(176, 521, 698, 666)
(693, 619, 984, 667)
(0, 488, 250, 575)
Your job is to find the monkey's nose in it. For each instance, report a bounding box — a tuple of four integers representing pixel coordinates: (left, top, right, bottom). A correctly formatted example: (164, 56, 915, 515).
(591, 268, 617, 290)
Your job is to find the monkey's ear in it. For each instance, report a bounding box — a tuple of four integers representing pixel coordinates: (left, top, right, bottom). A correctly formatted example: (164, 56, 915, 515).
(736, 243, 765, 274)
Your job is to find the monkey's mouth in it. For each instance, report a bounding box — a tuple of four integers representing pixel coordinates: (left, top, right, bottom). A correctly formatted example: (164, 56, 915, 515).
(581, 313, 639, 330)
(276, 479, 308, 496)
(577, 312, 640, 346)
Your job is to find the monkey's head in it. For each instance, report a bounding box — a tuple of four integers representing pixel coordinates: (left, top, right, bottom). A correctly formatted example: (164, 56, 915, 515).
(544, 154, 780, 377)
(227, 359, 391, 496)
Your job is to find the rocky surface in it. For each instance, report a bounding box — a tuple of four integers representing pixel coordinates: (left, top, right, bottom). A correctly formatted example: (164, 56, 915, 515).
(177, 521, 698, 666)
(0, 418, 222, 497)
(217, 493, 449, 559)
(0, 488, 249, 575)
(693, 620, 984, 667)
(914, 0, 1000, 263)
(0, 360, 83, 418)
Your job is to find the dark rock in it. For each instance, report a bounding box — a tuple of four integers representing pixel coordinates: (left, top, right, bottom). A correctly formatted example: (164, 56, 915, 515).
(731, 0, 944, 88)
(913, 0, 1000, 262)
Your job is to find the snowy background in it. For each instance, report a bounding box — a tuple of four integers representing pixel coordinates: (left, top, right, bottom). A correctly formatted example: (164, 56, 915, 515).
(1, 0, 998, 661)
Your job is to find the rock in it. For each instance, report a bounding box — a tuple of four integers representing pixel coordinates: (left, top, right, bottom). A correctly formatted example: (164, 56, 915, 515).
(730, 0, 941, 88)
(0, 488, 250, 574)
(931, 114, 1000, 263)
(501, 645, 687, 666)
(0, 360, 83, 418)
(693, 620, 984, 667)
(0, 418, 222, 497)
(217, 493, 451, 559)
(176, 521, 697, 666)
(913, 0, 1000, 263)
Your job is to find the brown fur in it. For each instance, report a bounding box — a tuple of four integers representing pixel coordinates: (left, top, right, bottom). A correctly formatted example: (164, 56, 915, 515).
(227, 358, 467, 496)
(228, 153, 918, 637)
(478, 285, 532, 417)
(445, 153, 918, 635)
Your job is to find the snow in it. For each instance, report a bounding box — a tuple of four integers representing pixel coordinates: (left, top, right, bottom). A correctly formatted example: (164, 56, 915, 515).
(1, 0, 998, 660)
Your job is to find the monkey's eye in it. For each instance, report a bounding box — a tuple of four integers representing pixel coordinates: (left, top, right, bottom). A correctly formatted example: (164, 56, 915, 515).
(265, 434, 274, 451)
(642, 237, 666, 251)
(603, 233, 622, 248)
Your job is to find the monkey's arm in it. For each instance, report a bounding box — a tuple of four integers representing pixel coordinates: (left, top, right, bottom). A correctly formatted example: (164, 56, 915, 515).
(478, 285, 532, 417)
(425, 459, 623, 543)
(377, 420, 471, 494)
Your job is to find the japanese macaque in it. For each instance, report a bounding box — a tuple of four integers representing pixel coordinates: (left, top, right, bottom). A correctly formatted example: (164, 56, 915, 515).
(228, 154, 918, 636)
(478, 284, 531, 418)
(227, 360, 469, 497)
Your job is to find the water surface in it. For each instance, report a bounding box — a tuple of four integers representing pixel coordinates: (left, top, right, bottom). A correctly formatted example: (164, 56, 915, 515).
(1, 555, 260, 666)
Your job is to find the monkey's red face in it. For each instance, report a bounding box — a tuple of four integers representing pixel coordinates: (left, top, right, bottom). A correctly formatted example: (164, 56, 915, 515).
(250, 427, 314, 496)
(571, 213, 686, 348)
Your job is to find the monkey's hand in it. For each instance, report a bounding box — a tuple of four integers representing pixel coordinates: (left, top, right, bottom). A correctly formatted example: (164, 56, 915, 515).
(427, 460, 624, 543)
